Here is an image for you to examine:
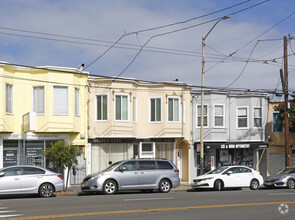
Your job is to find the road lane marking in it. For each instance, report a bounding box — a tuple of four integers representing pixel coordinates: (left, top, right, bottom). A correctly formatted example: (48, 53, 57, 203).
(10, 201, 295, 219)
(268, 193, 295, 196)
(124, 197, 174, 201)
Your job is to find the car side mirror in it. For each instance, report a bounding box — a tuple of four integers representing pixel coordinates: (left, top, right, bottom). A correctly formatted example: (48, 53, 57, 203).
(0, 172, 5, 177)
(227, 171, 233, 175)
(119, 166, 126, 172)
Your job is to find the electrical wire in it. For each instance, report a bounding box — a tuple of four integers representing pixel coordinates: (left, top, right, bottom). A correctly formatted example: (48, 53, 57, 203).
(205, 10, 295, 74)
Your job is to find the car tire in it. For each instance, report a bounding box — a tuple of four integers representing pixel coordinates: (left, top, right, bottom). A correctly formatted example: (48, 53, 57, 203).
(103, 180, 117, 195)
(250, 179, 259, 190)
(287, 179, 295, 189)
(159, 179, 171, 193)
(214, 180, 223, 191)
(39, 183, 54, 197)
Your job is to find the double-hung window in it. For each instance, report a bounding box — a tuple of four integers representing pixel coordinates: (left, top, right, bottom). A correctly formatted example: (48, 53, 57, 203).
(168, 97, 180, 122)
(197, 105, 208, 127)
(75, 88, 80, 116)
(214, 105, 224, 127)
(273, 112, 283, 132)
(53, 86, 68, 115)
(237, 107, 248, 128)
(254, 107, 262, 128)
(6, 84, 13, 114)
(133, 97, 137, 122)
(115, 94, 129, 121)
(96, 95, 108, 121)
(33, 86, 44, 114)
(150, 98, 161, 122)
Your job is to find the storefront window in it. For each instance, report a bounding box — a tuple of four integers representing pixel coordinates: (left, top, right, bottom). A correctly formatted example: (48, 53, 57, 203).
(25, 141, 45, 167)
(3, 140, 19, 167)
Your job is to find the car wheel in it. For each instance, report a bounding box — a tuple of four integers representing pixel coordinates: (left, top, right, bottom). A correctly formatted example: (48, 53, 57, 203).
(159, 179, 171, 193)
(103, 180, 117, 195)
(287, 179, 295, 189)
(214, 180, 223, 191)
(39, 183, 54, 197)
(250, 179, 259, 190)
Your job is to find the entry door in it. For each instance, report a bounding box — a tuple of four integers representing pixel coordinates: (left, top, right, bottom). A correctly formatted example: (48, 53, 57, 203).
(177, 149, 182, 180)
(70, 148, 86, 184)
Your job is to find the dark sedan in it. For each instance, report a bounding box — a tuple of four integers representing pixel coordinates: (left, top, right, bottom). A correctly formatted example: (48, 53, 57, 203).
(264, 168, 295, 189)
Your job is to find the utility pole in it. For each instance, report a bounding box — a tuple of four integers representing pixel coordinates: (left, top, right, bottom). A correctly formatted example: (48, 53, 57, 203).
(281, 35, 291, 168)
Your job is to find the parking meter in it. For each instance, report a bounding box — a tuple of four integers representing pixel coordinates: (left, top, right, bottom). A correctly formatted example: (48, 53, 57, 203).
(72, 165, 77, 176)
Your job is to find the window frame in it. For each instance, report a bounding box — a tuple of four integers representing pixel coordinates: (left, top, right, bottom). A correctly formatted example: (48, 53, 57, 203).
(273, 112, 284, 133)
(196, 104, 209, 128)
(114, 93, 129, 122)
(253, 107, 262, 128)
(5, 83, 13, 114)
(32, 86, 45, 115)
(95, 94, 108, 121)
(236, 106, 249, 129)
(167, 96, 180, 122)
(150, 97, 162, 123)
(133, 96, 137, 122)
(75, 88, 80, 116)
(213, 104, 225, 128)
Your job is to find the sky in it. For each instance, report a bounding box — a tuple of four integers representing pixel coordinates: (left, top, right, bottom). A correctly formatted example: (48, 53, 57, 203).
(0, 0, 294, 99)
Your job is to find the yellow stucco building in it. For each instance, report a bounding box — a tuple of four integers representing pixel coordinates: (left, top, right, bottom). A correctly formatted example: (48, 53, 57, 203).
(0, 62, 88, 183)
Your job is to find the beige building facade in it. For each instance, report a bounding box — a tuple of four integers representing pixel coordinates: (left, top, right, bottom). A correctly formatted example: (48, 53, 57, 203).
(87, 77, 191, 182)
(268, 101, 295, 175)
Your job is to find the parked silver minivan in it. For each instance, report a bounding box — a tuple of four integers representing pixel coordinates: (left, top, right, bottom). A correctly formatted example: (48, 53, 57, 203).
(81, 159, 180, 195)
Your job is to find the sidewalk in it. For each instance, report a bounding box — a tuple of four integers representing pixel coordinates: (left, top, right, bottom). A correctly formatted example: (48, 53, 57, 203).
(55, 182, 191, 197)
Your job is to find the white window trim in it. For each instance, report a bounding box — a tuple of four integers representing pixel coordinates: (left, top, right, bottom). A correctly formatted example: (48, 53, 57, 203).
(32, 86, 45, 115)
(95, 93, 109, 122)
(167, 96, 181, 123)
(75, 88, 80, 116)
(114, 93, 130, 122)
(133, 96, 137, 123)
(253, 106, 262, 128)
(149, 97, 162, 123)
(196, 104, 209, 128)
(5, 83, 13, 114)
(272, 111, 284, 133)
(213, 104, 225, 128)
(236, 106, 249, 129)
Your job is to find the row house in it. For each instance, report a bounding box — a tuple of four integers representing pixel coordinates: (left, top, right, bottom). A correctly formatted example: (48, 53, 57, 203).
(0, 62, 88, 183)
(268, 101, 295, 175)
(87, 77, 191, 182)
(191, 90, 269, 178)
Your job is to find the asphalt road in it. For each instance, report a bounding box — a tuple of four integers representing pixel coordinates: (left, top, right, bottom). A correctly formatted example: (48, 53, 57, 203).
(0, 188, 294, 219)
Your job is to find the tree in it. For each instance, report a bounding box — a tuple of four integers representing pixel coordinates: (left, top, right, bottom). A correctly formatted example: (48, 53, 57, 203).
(43, 140, 81, 191)
(275, 99, 295, 130)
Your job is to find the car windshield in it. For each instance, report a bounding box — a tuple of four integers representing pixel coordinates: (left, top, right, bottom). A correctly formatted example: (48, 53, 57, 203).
(102, 161, 122, 172)
(277, 169, 295, 175)
(206, 167, 228, 174)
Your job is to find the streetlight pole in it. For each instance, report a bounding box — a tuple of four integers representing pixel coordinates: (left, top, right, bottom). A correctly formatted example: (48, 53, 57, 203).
(200, 16, 230, 175)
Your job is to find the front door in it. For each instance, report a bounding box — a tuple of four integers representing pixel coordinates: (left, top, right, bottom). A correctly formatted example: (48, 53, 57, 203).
(177, 149, 182, 180)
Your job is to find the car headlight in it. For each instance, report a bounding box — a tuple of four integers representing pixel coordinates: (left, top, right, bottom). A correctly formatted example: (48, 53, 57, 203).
(277, 176, 286, 181)
(89, 173, 104, 181)
(201, 177, 214, 181)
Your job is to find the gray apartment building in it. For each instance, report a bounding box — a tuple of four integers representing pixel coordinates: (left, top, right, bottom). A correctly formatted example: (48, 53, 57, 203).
(191, 90, 269, 179)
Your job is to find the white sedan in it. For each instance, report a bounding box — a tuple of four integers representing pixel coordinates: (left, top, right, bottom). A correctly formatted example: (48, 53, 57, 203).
(0, 165, 64, 197)
(191, 166, 264, 191)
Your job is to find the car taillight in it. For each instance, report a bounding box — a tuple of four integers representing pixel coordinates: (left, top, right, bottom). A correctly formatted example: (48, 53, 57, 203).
(259, 172, 262, 176)
(174, 170, 179, 173)
(58, 174, 63, 179)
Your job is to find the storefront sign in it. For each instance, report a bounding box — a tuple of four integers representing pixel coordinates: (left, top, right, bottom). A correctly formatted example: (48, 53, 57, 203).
(90, 138, 175, 144)
(3, 150, 17, 167)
